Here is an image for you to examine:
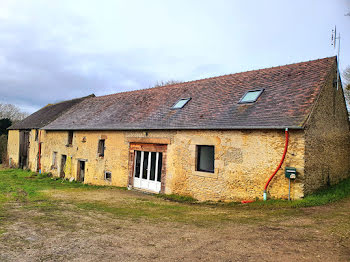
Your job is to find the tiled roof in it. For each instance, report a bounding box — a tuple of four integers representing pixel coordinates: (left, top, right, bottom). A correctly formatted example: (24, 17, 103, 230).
(43, 57, 336, 130)
(8, 95, 94, 130)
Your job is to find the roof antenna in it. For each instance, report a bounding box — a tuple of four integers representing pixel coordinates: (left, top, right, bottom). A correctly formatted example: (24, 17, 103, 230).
(331, 26, 340, 90)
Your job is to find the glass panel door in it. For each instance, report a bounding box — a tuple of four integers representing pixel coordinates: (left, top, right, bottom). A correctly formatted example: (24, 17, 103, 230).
(142, 152, 149, 179)
(134, 151, 141, 178)
(133, 150, 163, 192)
(157, 152, 162, 182)
(150, 152, 156, 181)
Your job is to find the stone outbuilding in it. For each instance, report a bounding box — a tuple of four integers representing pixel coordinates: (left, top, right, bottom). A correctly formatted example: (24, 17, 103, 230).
(7, 95, 94, 169)
(7, 57, 350, 201)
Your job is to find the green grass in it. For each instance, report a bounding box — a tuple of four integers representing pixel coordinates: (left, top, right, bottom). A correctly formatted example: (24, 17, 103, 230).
(242, 176, 350, 208)
(0, 167, 349, 261)
(0, 169, 104, 205)
(156, 193, 198, 203)
(154, 176, 350, 209)
(0, 168, 349, 220)
(0, 168, 348, 234)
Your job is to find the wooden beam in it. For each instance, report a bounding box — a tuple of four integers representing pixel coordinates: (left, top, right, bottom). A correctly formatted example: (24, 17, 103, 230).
(126, 137, 171, 144)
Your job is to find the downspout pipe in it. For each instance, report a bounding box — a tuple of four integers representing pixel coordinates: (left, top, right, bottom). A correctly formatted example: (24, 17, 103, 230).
(263, 128, 289, 201)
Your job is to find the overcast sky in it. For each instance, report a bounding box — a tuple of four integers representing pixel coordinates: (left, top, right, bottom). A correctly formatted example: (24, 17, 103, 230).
(0, 0, 349, 113)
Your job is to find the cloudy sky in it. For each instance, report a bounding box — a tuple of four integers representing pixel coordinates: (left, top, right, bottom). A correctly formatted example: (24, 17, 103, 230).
(0, 0, 349, 113)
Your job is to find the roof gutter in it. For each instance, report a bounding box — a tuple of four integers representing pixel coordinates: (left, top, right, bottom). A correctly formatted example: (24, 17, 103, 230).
(41, 126, 304, 131)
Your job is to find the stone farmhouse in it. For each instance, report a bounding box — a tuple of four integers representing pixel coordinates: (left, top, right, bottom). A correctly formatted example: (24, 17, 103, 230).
(7, 57, 350, 201)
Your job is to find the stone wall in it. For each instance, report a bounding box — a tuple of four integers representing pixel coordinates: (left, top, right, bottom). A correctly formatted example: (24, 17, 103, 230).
(41, 130, 130, 187)
(7, 130, 20, 167)
(34, 129, 305, 201)
(27, 129, 39, 171)
(168, 130, 305, 201)
(304, 67, 350, 194)
(7, 129, 39, 169)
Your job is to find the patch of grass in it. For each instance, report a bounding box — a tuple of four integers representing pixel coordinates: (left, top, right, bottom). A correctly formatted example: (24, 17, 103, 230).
(76, 201, 149, 218)
(156, 193, 198, 203)
(72, 196, 197, 222)
(244, 176, 350, 208)
(154, 176, 350, 209)
(0, 168, 105, 205)
(297, 177, 350, 205)
(0, 168, 349, 227)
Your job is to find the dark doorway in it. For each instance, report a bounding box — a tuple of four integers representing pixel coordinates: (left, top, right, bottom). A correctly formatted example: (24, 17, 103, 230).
(77, 160, 85, 182)
(36, 142, 42, 172)
(19, 130, 30, 169)
(36, 153, 39, 172)
(60, 155, 67, 178)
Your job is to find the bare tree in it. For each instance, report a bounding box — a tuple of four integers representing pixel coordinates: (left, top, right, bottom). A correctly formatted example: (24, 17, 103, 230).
(153, 80, 182, 88)
(0, 103, 29, 122)
(343, 66, 350, 104)
(0, 104, 28, 164)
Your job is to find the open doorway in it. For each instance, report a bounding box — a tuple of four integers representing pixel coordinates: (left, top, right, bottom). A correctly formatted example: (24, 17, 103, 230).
(19, 130, 30, 169)
(77, 160, 85, 182)
(36, 143, 42, 172)
(60, 155, 67, 178)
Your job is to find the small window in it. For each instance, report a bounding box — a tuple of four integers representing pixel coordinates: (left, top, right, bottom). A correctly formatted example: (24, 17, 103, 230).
(35, 129, 39, 141)
(171, 98, 191, 109)
(52, 151, 57, 168)
(67, 131, 73, 146)
(105, 171, 112, 181)
(98, 139, 105, 157)
(239, 89, 264, 103)
(196, 145, 214, 173)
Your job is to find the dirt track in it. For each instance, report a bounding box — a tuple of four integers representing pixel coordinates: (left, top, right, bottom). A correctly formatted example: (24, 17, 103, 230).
(0, 189, 349, 262)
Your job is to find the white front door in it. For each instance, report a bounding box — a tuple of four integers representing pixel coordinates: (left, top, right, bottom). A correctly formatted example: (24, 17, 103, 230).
(133, 150, 162, 192)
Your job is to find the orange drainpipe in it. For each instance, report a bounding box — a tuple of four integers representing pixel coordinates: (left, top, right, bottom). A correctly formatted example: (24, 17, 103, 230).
(263, 128, 289, 201)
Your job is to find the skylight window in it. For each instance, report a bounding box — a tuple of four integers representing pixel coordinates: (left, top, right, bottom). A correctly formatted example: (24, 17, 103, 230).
(239, 89, 264, 103)
(172, 98, 191, 109)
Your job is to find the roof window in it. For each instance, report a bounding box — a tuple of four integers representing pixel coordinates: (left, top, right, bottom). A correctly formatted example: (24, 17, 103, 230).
(239, 89, 264, 103)
(171, 98, 191, 109)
